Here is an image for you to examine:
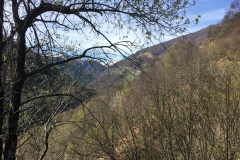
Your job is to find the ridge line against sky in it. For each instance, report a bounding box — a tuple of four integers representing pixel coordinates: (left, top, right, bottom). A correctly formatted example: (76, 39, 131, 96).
(66, 0, 232, 47)
(21, 0, 232, 64)
(187, 0, 232, 33)
(108, 0, 233, 64)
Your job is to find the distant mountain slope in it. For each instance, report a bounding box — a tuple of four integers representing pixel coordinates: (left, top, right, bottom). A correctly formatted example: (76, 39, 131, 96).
(52, 57, 106, 81)
(67, 59, 107, 79)
(95, 26, 211, 90)
(113, 26, 210, 68)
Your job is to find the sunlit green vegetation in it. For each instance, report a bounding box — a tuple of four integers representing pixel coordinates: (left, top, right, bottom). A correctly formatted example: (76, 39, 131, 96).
(15, 8, 240, 160)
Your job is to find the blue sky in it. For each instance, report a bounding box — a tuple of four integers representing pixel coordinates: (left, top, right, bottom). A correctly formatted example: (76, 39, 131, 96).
(62, 1, 233, 46)
(109, 0, 234, 63)
(100, 0, 234, 63)
(50, 0, 233, 63)
(187, 0, 232, 32)
(149, 0, 233, 49)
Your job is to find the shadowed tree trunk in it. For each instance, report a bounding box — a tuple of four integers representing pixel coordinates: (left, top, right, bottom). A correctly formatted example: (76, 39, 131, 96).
(0, 0, 195, 159)
(0, 0, 4, 158)
(4, 31, 26, 160)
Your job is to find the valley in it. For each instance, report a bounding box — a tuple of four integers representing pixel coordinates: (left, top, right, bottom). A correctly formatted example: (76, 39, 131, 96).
(18, 11, 240, 160)
(1, 0, 240, 160)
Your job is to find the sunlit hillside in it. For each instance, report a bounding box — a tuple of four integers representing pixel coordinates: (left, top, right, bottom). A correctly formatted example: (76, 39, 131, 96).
(15, 7, 240, 160)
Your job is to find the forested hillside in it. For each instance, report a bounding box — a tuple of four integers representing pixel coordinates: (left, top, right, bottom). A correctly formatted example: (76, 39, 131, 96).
(1, 1, 197, 159)
(15, 6, 240, 160)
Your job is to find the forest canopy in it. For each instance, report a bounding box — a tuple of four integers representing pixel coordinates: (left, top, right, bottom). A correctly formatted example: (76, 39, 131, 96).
(0, 0, 196, 159)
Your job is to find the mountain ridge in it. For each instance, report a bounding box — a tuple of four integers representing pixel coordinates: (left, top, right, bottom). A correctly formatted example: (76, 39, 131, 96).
(112, 26, 210, 69)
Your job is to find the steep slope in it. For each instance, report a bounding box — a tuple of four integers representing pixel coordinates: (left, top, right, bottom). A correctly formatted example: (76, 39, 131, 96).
(53, 58, 106, 80)
(113, 26, 210, 68)
(92, 26, 211, 93)
(95, 26, 211, 90)
(17, 12, 240, 160)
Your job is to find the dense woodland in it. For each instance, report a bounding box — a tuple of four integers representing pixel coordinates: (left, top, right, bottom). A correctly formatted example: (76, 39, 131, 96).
(16, 5, 240, 160)
(0, 0, 194, 159)
(1, 0, 240, 160)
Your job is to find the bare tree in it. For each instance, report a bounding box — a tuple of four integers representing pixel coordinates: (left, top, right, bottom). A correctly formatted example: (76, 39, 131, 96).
(223, 0, 240, 20)
(0, 0, 196, 159)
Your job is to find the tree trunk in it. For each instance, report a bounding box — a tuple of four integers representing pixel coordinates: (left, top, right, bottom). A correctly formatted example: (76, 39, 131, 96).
(0, 0, 5, 159)
(4, 32, 26, 160)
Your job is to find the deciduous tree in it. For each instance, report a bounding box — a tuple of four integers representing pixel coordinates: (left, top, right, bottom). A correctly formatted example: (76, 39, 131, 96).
(0, 0, 195, 159)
